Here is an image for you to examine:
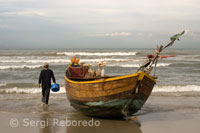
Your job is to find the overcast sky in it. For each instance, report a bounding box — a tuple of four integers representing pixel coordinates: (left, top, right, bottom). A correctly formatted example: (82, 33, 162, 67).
(0, 0, 199, 49)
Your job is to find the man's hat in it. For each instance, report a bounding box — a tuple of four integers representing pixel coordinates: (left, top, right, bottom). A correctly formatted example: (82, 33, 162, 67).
(44, 63, 49, 68)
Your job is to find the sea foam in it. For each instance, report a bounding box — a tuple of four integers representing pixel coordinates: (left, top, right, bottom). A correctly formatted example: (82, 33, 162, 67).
(0, 65, 42, 70)
(153, 85, 200, 92)
(56, 52, 138, 56)
(107, 63, 171, 68)
(0, 87, 66, 94)
(0, 58, 133, 64)
(1, 85, 200, 94)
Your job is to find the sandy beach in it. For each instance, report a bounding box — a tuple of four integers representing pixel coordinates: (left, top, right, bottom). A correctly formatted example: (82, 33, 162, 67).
(140, 95, 200, 133)
(0, 93, 200, 133)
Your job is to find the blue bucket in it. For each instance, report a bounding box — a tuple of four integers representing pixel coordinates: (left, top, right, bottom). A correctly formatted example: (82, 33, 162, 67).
(51, 83, 60, 92)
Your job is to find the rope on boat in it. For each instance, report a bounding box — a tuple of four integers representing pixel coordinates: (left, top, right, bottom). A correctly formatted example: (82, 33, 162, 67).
(121, 81, 141, 117)
(136, 31, 185, 76)
(121, 73, 145, 117)
(122, 31, 185, 117)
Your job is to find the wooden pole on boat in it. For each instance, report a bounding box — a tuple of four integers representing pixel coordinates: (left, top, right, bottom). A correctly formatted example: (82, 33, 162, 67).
(152, 31, 185, 76)
(137, 30, 185, 75)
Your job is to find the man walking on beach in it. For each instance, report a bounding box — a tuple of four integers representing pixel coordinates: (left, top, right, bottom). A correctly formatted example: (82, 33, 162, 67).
(38, 63, 56, 105)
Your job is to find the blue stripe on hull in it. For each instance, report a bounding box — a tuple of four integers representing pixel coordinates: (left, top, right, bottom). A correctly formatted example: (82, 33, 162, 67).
(71, 98, 145, 118)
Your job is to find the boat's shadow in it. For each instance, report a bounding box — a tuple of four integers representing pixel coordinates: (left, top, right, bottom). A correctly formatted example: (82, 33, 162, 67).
(38, 106, 142, 133)
(65, 113, 142, 133)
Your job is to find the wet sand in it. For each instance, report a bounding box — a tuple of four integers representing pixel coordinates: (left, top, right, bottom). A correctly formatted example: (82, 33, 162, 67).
(0, 94, 200, 133)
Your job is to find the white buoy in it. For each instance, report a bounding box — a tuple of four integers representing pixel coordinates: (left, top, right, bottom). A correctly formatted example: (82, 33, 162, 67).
(101, 68, 104, 77)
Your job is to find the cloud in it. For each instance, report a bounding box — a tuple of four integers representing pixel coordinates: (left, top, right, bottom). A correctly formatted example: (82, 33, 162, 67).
(0, 0, 199, 48)
(2, 10, 47, 17)
(184, 29, 200, 40)
(88, 32, 132, 37)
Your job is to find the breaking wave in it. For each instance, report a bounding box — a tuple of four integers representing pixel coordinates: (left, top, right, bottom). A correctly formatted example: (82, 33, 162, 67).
(0, 59, 67, 63)
(0, 58, 134, 63)
(1, 85, 200, 94)
(56, 52, 138, 56)
(153, 85, 200, 92)
(0, 65, 42, 70)
(0, 87, 66, 94)
(108, 63, 171, 68)
(0, 84, 6, 87)
(155, 63, 172, 67)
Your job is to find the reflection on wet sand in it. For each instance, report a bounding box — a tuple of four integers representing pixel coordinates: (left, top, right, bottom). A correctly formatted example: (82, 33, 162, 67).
(40, 107, 52, 133)
(66, 118, 142, 133)
(0, 93, 143, 133)
(38, 105, 141, 133)
(1, 95, 200, 133)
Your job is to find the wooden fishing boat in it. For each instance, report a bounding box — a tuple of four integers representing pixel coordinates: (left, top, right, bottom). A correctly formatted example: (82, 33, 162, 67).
(64, 31, 184, 118)
(65, 67, 156, 118)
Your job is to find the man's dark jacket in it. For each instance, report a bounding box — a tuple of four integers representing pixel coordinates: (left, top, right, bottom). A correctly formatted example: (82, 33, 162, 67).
(39, 69, 56, 86)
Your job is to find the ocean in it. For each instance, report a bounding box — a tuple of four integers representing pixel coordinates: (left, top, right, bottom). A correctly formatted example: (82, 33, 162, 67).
(0, 48, 200, 133)
(0, 48, 199, 95)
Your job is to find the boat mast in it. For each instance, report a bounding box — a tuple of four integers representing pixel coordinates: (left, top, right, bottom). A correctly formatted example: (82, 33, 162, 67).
(136, 31, 185, 76)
